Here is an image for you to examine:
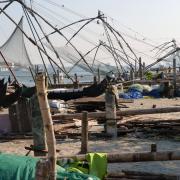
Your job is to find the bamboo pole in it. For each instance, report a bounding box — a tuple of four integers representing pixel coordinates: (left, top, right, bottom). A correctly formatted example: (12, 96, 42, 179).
(36, 73, 56, 180)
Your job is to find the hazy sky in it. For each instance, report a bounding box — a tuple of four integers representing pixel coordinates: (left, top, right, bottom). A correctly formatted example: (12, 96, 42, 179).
(1, 0, 180, 40)
(43, 0, 180, 40)
(0, 0, 180, 65)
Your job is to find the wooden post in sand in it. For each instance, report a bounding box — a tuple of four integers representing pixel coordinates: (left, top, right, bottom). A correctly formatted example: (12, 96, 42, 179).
(105, 86, 117, 138)
(30, 94, 47, 157)
(35, 159, 50, 180)
(36, 73, 56, 180)
(81, 111, 88, 154)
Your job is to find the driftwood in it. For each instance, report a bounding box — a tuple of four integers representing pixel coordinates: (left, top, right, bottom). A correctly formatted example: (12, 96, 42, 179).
(36, 74, 56, 180)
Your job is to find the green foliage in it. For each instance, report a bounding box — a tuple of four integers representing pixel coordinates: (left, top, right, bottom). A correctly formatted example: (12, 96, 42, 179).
(145, 71, 153, 80)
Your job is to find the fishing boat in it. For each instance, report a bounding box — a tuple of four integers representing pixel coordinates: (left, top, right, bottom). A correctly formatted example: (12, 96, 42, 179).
(48, 77, 110, 101)
(0, 76, 110, 108)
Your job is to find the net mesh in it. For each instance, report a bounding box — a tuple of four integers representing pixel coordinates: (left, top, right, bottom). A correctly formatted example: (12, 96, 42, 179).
(0, 17, 33, 69)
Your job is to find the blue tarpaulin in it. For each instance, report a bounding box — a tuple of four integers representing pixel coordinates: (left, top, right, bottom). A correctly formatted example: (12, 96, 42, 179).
(119, 89, 143, 99)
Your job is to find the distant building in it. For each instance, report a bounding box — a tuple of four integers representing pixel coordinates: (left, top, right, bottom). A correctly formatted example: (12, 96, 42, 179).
(0, 62, 14, 71)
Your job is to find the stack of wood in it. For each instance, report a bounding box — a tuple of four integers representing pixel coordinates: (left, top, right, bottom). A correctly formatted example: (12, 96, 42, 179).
(67, 96, 133, 112)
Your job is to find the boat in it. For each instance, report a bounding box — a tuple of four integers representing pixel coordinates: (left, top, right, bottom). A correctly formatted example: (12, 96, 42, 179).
(0, 79, 7, 100)
(48, 77, 110, 101)
(0, 76, 111, 107)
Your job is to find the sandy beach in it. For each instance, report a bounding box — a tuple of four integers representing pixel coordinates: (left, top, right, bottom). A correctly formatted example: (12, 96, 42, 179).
(1, 98, 180, 175)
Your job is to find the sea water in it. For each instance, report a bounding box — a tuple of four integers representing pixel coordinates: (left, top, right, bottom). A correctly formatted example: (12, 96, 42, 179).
(0, 68, 98, 87)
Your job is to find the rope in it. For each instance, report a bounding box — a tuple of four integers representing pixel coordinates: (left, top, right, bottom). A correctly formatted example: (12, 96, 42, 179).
(23, 7, 53, 85)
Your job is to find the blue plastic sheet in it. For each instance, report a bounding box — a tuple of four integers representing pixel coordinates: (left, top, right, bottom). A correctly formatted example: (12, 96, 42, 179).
(143, 89, 161, 98)
(119, 89, 143, 99)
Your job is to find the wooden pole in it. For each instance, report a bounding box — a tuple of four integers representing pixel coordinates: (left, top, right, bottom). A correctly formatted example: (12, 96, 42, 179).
(134, 59, 137, 78)
(57, 70, 60, 84)
(81, 111, 88, 154)
(130, 70, 134, 83)
(29, 67, 35, 83)
(98, 68, 100, 83)
(35, 159, 50, 180)
(151, 144, 157, 152)
(57, 150, 180, 163)
(105, 86, 117, 138)
(142, 62, 145, 79)
(0, 51, 19, 85)
(139, 57, 143, 79)
(93, 76, 97, 84)
(30, 94, 47, 157)
(36, 73, 56, 180)
(106, 171, 179, 180)
(53, 74, 56, 85)
(74, 73, 79, 89)
(52, 106, 180, 120)
(173, 58, 177, 97)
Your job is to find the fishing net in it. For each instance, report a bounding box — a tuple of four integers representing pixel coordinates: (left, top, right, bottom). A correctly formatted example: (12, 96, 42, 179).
(0, 153, 103, 180)
(0, 17, 33, 69)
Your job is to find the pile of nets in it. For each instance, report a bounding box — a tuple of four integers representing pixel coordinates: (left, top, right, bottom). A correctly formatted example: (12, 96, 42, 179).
(119, 84, 144, 99)
(119, 83, 165, 99)
(143, 84, 164, 98)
